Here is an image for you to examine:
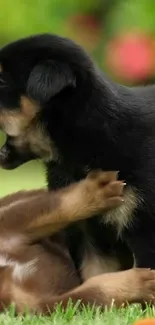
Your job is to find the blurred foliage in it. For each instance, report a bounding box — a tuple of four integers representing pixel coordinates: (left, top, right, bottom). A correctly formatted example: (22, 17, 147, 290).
(1, 0, 155, 84)
(0, 0, 100, 41)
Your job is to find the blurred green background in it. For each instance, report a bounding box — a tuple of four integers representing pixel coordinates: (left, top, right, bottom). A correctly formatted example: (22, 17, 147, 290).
(1, 0, 155, 196)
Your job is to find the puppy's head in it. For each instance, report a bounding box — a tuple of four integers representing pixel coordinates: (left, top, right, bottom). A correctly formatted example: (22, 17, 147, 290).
(0, 34, 93, 169)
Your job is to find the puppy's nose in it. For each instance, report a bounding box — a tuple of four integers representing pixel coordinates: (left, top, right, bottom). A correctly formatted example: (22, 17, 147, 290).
(0, 146, 8, 162)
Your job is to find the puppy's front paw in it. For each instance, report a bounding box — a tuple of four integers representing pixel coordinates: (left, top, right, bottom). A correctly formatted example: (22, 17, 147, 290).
(83, 170, 125, 213)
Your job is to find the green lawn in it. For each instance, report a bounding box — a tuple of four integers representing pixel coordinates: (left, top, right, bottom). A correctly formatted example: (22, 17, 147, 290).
(0, 304, 155, 325)
(0, 132, 155, 324)
(0, 160, 46, 197)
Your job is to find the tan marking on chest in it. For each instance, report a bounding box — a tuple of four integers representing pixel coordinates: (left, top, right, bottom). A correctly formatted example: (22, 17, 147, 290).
(81, 242, 121, 282)
(102, 186, 142, 236)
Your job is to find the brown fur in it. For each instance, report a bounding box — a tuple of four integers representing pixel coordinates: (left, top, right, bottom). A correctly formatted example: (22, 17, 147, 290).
(39, 268, 155, 314)
(0, 96, 38, 135)
(0, 171, 154, 314)
(0, 95, 58, 161)
(0, 96, 57, 162)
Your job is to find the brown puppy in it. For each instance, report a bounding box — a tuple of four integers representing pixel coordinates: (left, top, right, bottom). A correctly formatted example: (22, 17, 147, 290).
(0, 171, 155, 314)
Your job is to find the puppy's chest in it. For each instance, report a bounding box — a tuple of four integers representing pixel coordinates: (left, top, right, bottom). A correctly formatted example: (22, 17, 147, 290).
(79, 186, 139, 281)
(102, 185, 140, 236)
(68, 185, 140, 281)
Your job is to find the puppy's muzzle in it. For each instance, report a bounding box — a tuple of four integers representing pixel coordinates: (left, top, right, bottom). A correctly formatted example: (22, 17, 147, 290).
(0, 142, 35, 170)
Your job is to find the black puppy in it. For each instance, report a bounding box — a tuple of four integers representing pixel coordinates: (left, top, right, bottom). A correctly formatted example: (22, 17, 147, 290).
(0, 34, 153, 280)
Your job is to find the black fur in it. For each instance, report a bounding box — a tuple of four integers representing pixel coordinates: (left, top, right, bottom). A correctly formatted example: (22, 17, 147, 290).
(0, 34, 154, 271)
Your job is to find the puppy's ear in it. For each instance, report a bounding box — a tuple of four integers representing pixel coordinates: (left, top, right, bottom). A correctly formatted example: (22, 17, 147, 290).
(27, 60, 76, 102)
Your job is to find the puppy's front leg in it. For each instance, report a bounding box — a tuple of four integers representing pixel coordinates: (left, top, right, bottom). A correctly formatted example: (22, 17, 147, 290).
(0, 171, 124, 243)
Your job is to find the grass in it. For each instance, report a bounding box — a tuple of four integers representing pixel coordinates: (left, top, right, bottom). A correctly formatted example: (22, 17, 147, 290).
(0, 133, 155, 324)
(0, 304, 155, 325)
(0, 160, 46, 197)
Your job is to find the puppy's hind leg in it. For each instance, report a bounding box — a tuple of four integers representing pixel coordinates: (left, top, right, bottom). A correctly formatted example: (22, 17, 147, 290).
(39, 268, 155, 314)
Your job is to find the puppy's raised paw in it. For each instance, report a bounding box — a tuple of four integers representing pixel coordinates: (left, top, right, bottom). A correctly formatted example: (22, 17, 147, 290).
(87, 170, 119, 184)
(83, 170, 125, 213)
